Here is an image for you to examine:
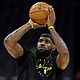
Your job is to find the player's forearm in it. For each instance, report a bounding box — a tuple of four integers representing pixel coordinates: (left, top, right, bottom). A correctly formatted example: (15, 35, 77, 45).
(49, 28, 69, 54)
(4, 22, 32, 42)
(49, 28, 70, 70)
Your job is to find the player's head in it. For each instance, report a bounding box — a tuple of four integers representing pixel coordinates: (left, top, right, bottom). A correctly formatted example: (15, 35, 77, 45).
(37, 33, 56, 52)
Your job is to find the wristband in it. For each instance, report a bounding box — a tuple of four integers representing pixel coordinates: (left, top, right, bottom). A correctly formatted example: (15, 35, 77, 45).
(48, 26, 54, 29)
(28, 20, 34, 29)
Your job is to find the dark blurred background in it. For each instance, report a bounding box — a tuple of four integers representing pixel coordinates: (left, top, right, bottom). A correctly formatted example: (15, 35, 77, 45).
(0, 0, 80, 80)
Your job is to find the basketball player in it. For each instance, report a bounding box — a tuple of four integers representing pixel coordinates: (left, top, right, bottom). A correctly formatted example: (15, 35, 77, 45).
(3, 6, 70, 80)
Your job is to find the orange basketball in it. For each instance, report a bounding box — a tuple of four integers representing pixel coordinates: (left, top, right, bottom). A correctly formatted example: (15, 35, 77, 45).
(29, 2, 50, 25)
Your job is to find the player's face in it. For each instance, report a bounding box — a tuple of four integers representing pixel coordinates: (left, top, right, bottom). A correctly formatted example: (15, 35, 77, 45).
(37, 37, 53, 52)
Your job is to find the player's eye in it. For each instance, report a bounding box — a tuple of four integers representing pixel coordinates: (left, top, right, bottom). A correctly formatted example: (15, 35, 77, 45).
(38, 39, 43, 42)
(45, 40, 50, 43)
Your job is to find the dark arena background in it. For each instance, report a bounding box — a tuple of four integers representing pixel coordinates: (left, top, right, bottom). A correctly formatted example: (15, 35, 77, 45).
(0, 0, 80, 80)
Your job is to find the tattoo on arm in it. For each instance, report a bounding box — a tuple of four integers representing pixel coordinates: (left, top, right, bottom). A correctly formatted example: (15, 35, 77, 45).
(4, 23, 32, 58)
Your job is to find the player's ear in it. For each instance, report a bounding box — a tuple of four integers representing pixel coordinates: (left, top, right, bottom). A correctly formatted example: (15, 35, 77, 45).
(52, 44, 56, 51)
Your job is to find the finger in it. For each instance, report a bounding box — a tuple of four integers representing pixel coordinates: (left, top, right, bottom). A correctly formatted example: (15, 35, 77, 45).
(49, 5, 53, 13)
(39, 24, 46, 27)
(45, 6, 50, 14)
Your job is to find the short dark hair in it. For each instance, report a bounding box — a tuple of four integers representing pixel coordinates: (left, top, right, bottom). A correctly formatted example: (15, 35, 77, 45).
(40, 33, 54, 43)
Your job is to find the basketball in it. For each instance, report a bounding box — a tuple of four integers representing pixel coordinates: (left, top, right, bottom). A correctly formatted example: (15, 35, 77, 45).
(29, 2, 50, 25)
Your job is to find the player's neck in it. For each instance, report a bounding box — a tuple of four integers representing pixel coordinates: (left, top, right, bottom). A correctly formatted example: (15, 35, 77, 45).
(36, 49, 53, 60)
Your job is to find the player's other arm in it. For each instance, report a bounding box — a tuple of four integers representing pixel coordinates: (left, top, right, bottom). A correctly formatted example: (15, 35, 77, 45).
(47, 6, 70, 70)
(3, 20, 46, 58)
(50, 28, 70, 70)
(3, 22, 32, 58)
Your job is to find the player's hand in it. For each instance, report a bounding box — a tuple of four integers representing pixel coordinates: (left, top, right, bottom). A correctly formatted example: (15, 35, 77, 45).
(28, 19, 46, 29)
(47, 5, 56, 27)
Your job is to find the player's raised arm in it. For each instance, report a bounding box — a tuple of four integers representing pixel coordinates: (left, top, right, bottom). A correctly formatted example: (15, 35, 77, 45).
(47, 6, 70, 70)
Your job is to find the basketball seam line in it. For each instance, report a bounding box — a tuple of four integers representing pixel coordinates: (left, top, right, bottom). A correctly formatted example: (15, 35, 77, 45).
(29, 10, 48, 14)
(31, 18, 48, 20)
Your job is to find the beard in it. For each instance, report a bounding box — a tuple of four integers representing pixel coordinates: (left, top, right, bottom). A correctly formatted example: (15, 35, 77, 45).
(36, 49, 52, 60)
